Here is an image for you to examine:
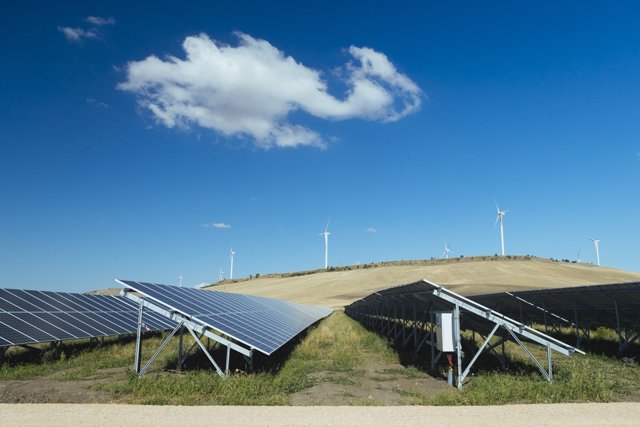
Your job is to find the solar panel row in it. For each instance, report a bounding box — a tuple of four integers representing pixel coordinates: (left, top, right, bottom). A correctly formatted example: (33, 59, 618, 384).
(471, 282, 640, 331)
(118, 280, 333, 355)
(0, 288, 175, 347)
(345, 279, 583, 388)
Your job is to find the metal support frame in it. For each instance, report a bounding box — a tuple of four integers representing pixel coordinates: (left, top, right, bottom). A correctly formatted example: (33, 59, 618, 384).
(459, 323, 500, 384)
(613, 300, 640, 354)
(433, 286, 580, 356)
(187, 327, 224, 376)
(505, 328, 553, 381)
(618, 329, 640, 355)
(134, 299, 144, 374)
(454, 303, 463, 389)
(137, 321, 184, 376)
(345, 280, 582, 389)
(48, 340, 62, 359)
(243, 349, 254, 372)
(177, 336, 200, 369)
(127, 292, 253, 378)
(178, 325, 184, 370)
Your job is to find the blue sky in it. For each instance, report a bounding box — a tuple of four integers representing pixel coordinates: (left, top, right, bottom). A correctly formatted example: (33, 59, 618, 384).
(1, 1, 639, 292)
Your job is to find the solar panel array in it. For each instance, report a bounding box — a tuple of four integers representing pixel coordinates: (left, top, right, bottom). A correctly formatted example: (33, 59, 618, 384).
(118, 280, 333, 355)
(471, 282, 640, 331)
(345, 279, 580, 355)
(0, 288, 175, 347)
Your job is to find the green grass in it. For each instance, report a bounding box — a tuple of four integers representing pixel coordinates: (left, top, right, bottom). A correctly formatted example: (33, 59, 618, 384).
(2, 312, 639, 406)
(0, 335, 167, 380)
(404, 334, 640, 405)
(100, 311, 398, 404)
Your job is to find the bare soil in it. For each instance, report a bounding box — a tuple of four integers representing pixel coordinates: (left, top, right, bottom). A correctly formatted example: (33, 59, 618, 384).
(291, 354, 449, 405)
(0, 367, 128, 404)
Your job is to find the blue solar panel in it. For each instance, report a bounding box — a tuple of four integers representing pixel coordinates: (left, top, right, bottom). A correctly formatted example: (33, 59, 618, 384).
(118, 280, 332, 355)
(0, 289, 176, 346)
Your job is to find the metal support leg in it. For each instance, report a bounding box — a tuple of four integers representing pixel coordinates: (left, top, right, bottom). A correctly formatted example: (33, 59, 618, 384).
(134, 299, 144, 374)
(138, 321, 184, 377)
(0, 347, 6, 365)
(547, 343, 553, 381)
(620, 330, 640, 355)
(573, 302, 581, 347)
(178, 326, 184, 371)
(430, 314, 435, 369)
(459, 323, 500, 383)
(186, 327, 225, 377)
(505, 328, 551, 381)
(225, 344, 231, 375)
(614, 300, 624, 353)
(49, 341, 62, 359)
(413, 303, 418, 347)
(178, 339, 200, 369)
(454, 303, 463, 389)
(543, 303, 548, 332)
(244, 349, 254, 372)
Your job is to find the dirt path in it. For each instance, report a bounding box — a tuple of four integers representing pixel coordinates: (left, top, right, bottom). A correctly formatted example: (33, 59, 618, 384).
(291, 356, 450, 405)
(1, 402, 638, 426)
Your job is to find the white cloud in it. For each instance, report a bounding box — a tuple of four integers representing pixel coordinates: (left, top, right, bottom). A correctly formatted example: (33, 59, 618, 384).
(203, 222, 231, 229)
(119, 32, 423, 149)
(58, 26, 98, 42)
(59, 16, 115, 43)
(86, 16, 115, 26)
(86, 98, 109, 108)
(366, 227, 377, 233)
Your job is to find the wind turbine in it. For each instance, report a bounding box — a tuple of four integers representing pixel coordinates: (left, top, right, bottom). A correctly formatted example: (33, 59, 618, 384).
(495, 201, 508, 256)
(443, 241, 451, 259)
(219, 268, 224, 282)
(320, 220, 330, 269)
(178, 273, 183, 287)
(229, 248, 236, 279)
(588, 237, 600, 266)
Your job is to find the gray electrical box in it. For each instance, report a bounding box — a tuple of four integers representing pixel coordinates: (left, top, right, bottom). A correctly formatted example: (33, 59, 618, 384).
(435, 311, 455, 352)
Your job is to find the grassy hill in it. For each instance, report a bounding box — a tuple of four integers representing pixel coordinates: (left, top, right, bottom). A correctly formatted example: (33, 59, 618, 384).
(207, 256, 640, 308)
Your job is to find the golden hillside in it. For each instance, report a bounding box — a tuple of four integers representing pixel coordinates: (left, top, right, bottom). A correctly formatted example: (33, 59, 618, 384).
(209, 256, 640, 308)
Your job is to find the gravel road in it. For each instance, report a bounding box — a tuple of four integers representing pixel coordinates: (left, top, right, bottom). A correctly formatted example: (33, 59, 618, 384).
(1, 403, 638, 426)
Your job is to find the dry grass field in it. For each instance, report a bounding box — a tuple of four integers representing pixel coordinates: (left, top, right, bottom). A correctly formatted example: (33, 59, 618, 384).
(208, 256, 640, 307)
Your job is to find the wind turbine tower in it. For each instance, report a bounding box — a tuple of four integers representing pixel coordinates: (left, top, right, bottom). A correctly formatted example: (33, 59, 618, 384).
(443, 241, 451, 259)
(229, 248, 236, 279)
(219, 268, 224, 282)
(588, 237, 600, 266)
(320, 221, 330, 269)
(179, 273, 183, 287)
(495, 202, 508, 256)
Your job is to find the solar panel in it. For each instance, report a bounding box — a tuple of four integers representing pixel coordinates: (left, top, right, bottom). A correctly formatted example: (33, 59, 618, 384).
(471, 282, 640, 329)
(118, 280, 332, 356)
(346, 279, 582, 388)
(470, 282, 640, 352)
(0, 288, 175, 347)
